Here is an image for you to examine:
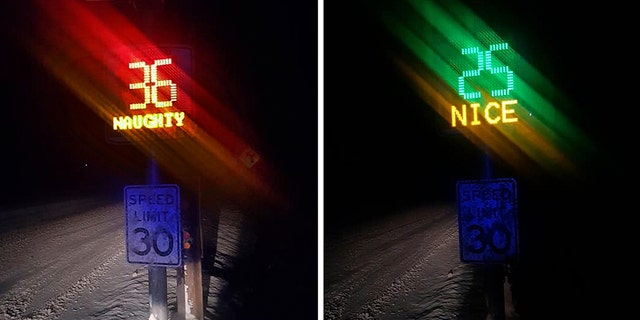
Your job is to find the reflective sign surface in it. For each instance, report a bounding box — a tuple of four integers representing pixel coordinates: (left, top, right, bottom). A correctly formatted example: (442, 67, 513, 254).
(457, 178, 518, 263)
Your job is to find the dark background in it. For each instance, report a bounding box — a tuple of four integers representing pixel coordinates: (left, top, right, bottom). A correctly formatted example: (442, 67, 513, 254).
(324, 0, 629, 225)
(1, 0, 317, 209)
(1, 0, 317, 319)
(2, 0, 638, 318)
(324, 0, 635, 318)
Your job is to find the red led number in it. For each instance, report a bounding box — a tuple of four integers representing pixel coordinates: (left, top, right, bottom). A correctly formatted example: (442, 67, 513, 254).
(128, 58, 177, 110)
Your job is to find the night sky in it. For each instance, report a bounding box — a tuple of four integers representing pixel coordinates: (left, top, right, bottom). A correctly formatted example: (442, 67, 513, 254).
(323, 0, 634, 224)
(1, 0, 318, 212)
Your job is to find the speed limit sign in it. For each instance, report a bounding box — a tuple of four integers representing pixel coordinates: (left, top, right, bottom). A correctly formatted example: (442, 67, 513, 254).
(125, 184, 182, 266)
(456, 178, 519, 263)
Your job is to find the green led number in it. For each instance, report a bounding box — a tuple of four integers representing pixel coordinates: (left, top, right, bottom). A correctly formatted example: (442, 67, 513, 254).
(458, 42, 513, 100)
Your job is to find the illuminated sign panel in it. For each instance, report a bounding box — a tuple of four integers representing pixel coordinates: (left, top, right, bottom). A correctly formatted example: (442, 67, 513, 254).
(105, 45, 192, 143)
(451, 42, 518, 127)
(457, 178, 519, 263)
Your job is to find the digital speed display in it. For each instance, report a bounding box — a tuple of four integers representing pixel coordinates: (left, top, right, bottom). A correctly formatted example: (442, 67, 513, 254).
(451, 42, 518, 127)
(379, 0, 591, 181)
(106, 45, 192, 141)
(113, 57, 184, 130)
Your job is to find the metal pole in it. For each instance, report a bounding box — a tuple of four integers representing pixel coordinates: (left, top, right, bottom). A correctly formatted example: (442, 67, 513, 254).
(147, 155, 168, 320)
(482, 264, 506, 320)
(177, 184, 204, 320)
(149, 267, 168, 320)
(483, 144, 493, 180)
(480, 146, 506, 319)
(480, 146, 509, 319)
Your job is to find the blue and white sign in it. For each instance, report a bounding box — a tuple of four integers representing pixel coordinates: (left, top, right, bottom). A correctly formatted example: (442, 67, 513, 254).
(457, 178, 518, 263)
(125, 184, 182, 266)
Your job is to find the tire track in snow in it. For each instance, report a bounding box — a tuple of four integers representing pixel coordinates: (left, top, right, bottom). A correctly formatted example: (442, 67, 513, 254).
(0, 199, 116, 276)
(0, 247, 125, 320)
(324, 205, 456, 320)
(0, 200, 124, 320)
(348, 221, 458, 319)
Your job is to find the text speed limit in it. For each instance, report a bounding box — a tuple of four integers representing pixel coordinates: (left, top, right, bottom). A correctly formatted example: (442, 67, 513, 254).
(124, 184, 182, 266)
(456, 178, 519, 263)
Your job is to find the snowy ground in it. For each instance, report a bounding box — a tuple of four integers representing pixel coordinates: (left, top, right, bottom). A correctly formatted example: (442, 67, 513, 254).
(1, 197, 520, 320)
(0, 197, 258, 320)
(324, 203, 517, 320)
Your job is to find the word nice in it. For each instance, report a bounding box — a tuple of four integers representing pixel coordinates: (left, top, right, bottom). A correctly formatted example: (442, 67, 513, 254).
(113, 111, 185, 130)
(451, 100, 518, 127)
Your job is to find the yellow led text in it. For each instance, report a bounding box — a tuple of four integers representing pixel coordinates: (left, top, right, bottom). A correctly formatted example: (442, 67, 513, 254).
(113, 112, 185, 130)
(451, 100, 518, 127)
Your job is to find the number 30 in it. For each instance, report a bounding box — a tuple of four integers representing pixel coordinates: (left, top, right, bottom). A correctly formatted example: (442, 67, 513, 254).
(132, 227, 174, 257)
(465, 222, 511, 254)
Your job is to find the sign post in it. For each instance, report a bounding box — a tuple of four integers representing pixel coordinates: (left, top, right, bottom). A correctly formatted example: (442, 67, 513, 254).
(176, 187, 204, 320)
(457, 177, 518, 319)
(108, 43, 200, 319)
(125, 183, 181, 320)
(98, 2, 199, 318)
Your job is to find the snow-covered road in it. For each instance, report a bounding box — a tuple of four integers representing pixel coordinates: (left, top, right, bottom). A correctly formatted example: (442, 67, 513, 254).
(0, 198, 127, 319)
(0, 197, 254, 320)
(324, 204, 503, 320)
(1, 197, 515, 320)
